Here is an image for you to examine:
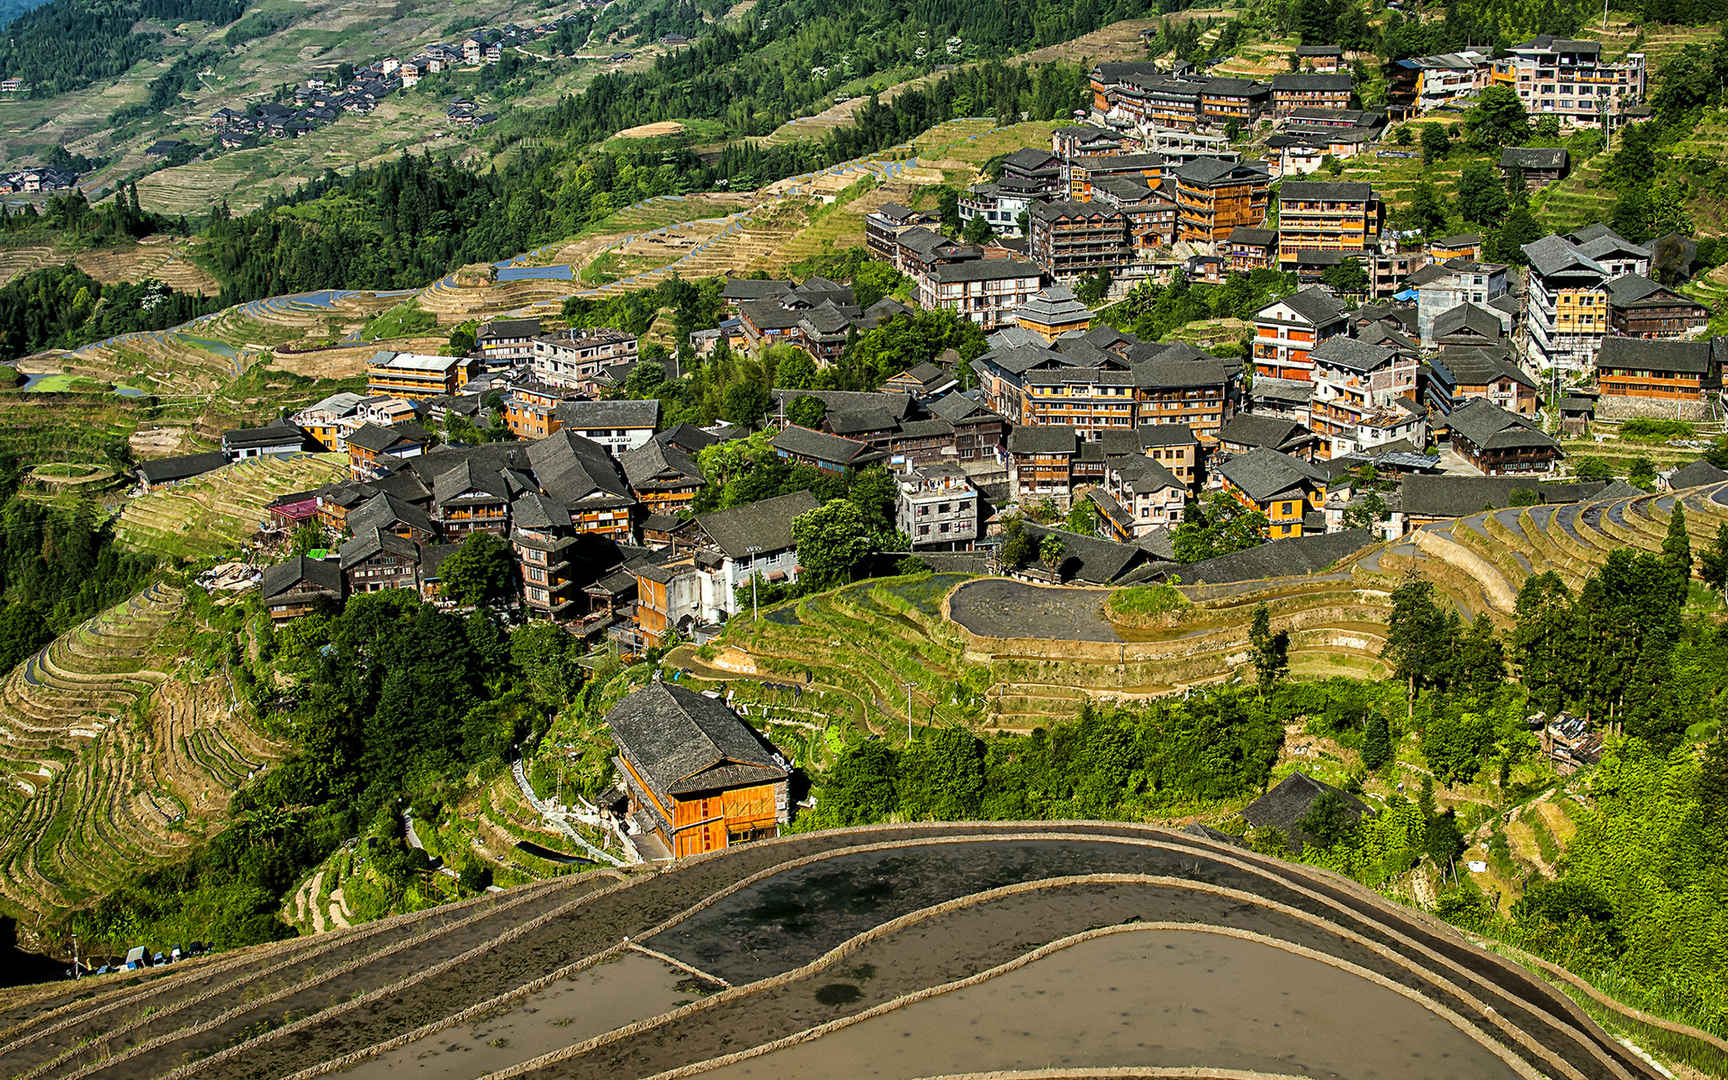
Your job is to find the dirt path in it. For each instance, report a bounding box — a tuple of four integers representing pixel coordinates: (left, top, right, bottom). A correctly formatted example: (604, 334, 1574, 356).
(329, 888, 352, 930)
(308, 870, 328, 934)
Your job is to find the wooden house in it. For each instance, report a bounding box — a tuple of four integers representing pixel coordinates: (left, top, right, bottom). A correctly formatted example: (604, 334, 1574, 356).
(606, 683, 790, 858)
(260, 557, 345, 621)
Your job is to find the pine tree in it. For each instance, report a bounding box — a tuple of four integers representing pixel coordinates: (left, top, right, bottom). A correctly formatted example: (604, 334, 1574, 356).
(1361, 711, 1391, 770)
(1663, 501, 1692, 601)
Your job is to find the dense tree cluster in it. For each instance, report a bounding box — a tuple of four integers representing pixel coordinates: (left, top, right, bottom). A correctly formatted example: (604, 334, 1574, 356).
(815, 685, 1289, 825)
(0, 461, 156, 674)
(0, 0, 244, 97)
(0, 263, 217, 360)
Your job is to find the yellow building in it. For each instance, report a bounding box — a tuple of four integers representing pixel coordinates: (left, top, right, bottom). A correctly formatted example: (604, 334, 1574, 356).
(366, 350, 478, 400)
(1216, 447, 1328, 539)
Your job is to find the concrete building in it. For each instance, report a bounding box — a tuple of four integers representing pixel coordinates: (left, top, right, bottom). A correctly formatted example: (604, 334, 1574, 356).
(897, 463, 979, 549)
(1491, 36, 1645, 128)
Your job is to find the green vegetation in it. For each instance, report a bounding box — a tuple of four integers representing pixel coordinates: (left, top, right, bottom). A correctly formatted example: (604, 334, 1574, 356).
(360, 298, 437, 342)
(1106, 583, 1189, 622)
(0, 264, 219, 360)
(1618, 417, 1696, 442)
(71, 589, 585, 950)
(0, 454, 156, 673)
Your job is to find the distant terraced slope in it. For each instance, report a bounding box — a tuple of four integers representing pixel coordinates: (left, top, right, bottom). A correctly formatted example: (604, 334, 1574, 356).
(0, 584, 287, 924)
(116, 454, 348, 560)
(0, 822, 1707, 1080)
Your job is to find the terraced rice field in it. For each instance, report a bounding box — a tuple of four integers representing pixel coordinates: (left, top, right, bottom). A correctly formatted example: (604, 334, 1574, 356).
(0, 583, 286, 923)
(678, 479, 1728, 734)
(117, 454, 348, 560)
(0, 823, 1705, 1080)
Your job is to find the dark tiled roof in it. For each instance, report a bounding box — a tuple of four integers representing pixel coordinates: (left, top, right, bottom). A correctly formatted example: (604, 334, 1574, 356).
(1177, 529, 1372, 585)
(1428, 346, 1537, 391)
(1008, 425, 1078, 454)
(1670, 459, 1728, 489)
(1308, 336, 1395, 373)
(1597, 336, 1713, 376)
(1433, 302, 1505, 342)
(1258, 285, 1347, 326)
(1019, 523, 1149, 584)
(1442, 398, 1559, 452)
(1399, 475, 1606, 518)
(1243, 772, 1366, 850)
(224, 422, 310, 450)
(772, 424, 876, 465)
(1279, 179, 1373, 201)
(526, 430, 633, 506)
(349, 491, 436, 536)
(1271, 72, 1354, 91)
(137, 451, 227, 485)
(605, 683, 788, 799)
(621, 440, 702, 490)
(261, 556, 342, 602)
(339, 525, 421, 568)
(1218, 414, 1313, 452)
(1217, 446, 1327, 502)
(555, 398, 661, 429)
(1500, 146, 1568, 170)
(696, 489, 819, 558)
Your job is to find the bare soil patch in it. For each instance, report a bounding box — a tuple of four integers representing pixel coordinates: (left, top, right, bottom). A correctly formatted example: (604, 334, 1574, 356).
(613, 120, 686, 140)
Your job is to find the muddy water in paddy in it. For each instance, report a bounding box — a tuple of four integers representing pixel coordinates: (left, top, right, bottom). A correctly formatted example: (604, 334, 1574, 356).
(688, 929, 1523, 1080)
(335, 951, 694, 1080)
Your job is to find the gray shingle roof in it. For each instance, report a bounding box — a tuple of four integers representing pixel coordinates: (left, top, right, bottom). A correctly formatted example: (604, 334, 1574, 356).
(620, 440, 702, 491)
(1433, 302, 1505, 342)
(772, 424, 876, 465)
(526, 430, 633, 506)
(339, 525, 421, 569)
(1178, 529, 1373, 584)
(1428, 346, 1537, 391)
(554, 398, 661, 430)
(1218, 414, 1313, 452)
(137, 451, 227, 485)
(1243, 772, 1366, 850)
(1597, 336, 1714, 376)
(1669, 459, 1728, 489)
(1008, 425, 1078, 454)
(261, 556, 343, 603)
(1442, 398, 1559, 452)
(605, 683, 788, 799)
(1217, 446, 1327, 502)
(1258, 285, 1348, 326)
(1399, 475, 1606, 518)
(1500, 146, 1568, 171)
(1309, 335, 1395, 373)
(696, 489, 819, 559)
(1279, 180, 1373, 201)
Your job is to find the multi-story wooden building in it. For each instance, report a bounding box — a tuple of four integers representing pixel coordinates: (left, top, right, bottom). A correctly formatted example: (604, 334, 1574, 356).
(915, 256, 1045, 329)
(430, 458, 511, 538)
(1090, 177, 1179, 249)
(1007, 425, 1083, 507)
(1089, 63, 1268, 130)
(525, 430, 635, 538)
(1439, 398, 1563, 475)
(1276, 181, 1381, 266)
(1028, 200, 1132, 282)
(1604, 274, 1710, 339)
(606, 683, 790, 858)
(1307, 336, 1420, 458)
(339, 526, 424, 594)
(1134, 349, 1240, 443)
(863, 202, 939, 262)
(1294, 45, 1345, 72)
(1425, 345, 1541, 417)
(1270, 72, 1353, 117)
(621, 440, 705, 516)
(1252, 286, 1350, 381)
(1014, 286, 1095, 343)
(1066, 152, 1168, 201)
(1596, 337, 1720, 402)
(1094, 454, 1187, 539)
(1174, 158, 1272, 244)
(1522, 233, 1611, 374)
(475, 317, 541, 364)
(1225, 226, 1278, 272)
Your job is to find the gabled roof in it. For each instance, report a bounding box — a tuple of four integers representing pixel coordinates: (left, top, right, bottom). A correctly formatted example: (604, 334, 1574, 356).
(339, 525, 421, 569)
(605, 683, 788, 799)
(1227, 226, 1277, 246)
(772, 424, 876, 466)
(349, 491, 436, 536)
(1399, 475, 1605, 518)
(1279, 179, 1373, 201)
(620, 440, 703, 491)
(1108, 453, 1183, 495)
(1500, 146, 1568, 170)
(1309, 335, 1395, 373)
(1432, 301, 1505, 342)
(1218, 413, 1314, 453)
(137, 451, 227, 485)
(1217, 446, 1327, 502)
(224, 422, 310, 450)
(1522, 234, 1607, 280)
(1428, 346, 1537, 391)
(554, 398, 661, 430)
(1442, 398, 1559, 452)
(1669, 458, 1728, 490)
(526, 430, 633, 506)
(261, 556, 343, 602)
(1175, 529, 1372, 585)
(1597, 336, 1714, 376)
(348, 422, 424, 454)
(433, 458, 509, 505)
(1271, 72, 1353, 91)
(1243, 772, 1366, 850)
(721, 277, 793, 301)
(927, 391, 999, 424)
(1257, 285, 1347, 326)
(1019, 523, 1150, 584)
(511, 490, 571, 530)
(1008, 425, 1078, 454)
(695, 489, 819, 559)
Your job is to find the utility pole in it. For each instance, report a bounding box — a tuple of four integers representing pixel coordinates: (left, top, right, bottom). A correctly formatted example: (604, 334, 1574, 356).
(745, 544, 763, 620)
(905, 680, 918, 743)
(71, 932, 80, 979)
